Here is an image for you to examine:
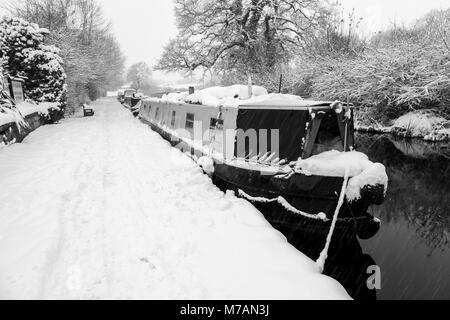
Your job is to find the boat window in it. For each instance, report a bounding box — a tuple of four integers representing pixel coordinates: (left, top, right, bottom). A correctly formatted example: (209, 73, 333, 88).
(171, 111, 176, 127)
(210, 118, 224, 130)
(155, 108, 160, 120)
(162, 109, 168, 125)
(312, 113, 344, 155)
(185, 113, 195, 132)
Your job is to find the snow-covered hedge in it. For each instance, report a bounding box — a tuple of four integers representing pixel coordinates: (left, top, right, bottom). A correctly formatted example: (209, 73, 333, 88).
(293, 42, 450, 118)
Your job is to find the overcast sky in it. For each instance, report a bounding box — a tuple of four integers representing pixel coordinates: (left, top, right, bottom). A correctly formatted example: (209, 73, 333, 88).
(1, 0, 450, 82)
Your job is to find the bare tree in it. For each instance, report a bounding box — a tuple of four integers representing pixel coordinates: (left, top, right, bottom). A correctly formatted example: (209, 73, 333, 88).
(415, 9, 450, 52)
(156, 0, 328, 75)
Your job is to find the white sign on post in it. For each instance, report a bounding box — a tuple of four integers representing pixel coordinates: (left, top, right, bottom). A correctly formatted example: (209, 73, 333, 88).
(11, 80, 24, 104)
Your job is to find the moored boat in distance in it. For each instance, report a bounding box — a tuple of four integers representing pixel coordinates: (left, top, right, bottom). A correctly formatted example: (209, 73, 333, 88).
(137, 85, 388, 237)
(118, 88, 146, 117)
(117, 88, 136, 104)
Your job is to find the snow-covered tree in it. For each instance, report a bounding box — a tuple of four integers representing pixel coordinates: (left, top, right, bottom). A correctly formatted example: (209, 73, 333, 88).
(10, 0, 125, 113)
(0, 17, 66, 105)
(22, 45, 66, 103)
(126, 62, 154, 93)
(156, 0, 328, 75)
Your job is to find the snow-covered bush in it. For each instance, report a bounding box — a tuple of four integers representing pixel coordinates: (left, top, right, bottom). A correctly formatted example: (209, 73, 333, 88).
(293, 42, 450, 119)
(22, 45, 66, 104)
(0, 17, 66, 107)
(289, 8, 450, 132)
(392, 110, 450, 141)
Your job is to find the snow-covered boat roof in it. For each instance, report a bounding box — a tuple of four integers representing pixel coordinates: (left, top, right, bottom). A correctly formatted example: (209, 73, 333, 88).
(145, 85, 354, 111)
(237, 93, 353, 110)
(238, 99, 353, 110)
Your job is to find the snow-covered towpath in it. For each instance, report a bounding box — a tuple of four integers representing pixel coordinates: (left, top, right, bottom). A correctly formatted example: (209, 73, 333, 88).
(0, 98, 349, 300)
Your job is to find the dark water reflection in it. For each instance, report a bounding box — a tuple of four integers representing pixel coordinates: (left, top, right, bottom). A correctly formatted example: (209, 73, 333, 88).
(356, 134, 450, 300)
(254, 201, 378, 300)
(258, 134, 450, 300)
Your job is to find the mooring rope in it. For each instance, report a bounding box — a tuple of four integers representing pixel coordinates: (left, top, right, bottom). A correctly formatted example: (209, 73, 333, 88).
(238, 166, 351, 273)
(316, 167, 350, 273)
(238, 189, 329, 222)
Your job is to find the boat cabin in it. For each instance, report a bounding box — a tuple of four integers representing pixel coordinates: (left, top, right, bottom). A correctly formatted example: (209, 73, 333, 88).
(236, 99, 354, 162)
(139, 96, 354, 164)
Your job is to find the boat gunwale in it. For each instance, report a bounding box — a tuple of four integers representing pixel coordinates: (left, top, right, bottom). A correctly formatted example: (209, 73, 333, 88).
(140, 116, 345, 199)
(143, 97, 354, 111)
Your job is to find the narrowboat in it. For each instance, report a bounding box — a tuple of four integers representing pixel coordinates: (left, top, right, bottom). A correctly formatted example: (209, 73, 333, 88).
(118, 89, 145, 117)
(138, 86, 388, 237)
(117, 88, 136, 105)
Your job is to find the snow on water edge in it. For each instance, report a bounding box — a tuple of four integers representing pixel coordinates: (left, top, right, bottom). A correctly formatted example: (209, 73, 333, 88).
(392, 110, 450, 141)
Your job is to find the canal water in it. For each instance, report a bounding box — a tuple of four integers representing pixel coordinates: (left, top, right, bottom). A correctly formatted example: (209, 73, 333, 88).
(257, 133, 450, 300)
(356, 134, 450, 300)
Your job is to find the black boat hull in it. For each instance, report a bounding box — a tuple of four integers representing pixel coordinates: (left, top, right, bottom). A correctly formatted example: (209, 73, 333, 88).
(139, 116, 383, 238)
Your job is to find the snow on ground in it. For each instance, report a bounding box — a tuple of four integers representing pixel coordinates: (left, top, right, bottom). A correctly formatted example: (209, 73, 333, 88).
(0, 98, 349, 300)
(106, 91, 119, 97)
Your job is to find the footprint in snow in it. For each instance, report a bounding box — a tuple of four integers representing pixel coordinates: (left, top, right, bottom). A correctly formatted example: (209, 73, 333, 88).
(139, 258, 156, 270)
